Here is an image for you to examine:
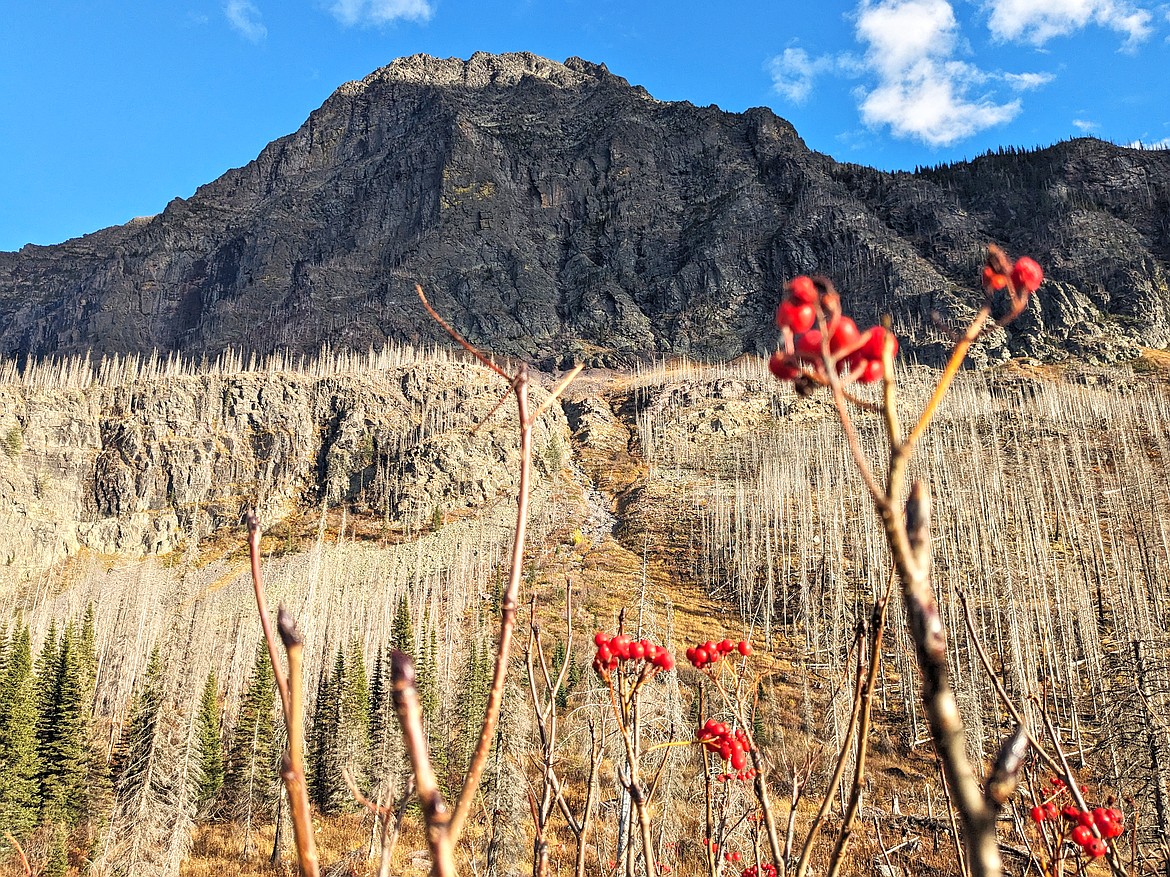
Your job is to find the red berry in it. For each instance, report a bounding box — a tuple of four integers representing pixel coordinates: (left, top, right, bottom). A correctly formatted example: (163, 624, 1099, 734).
(730, 750, 747, 770)
(1011, 257, 1043, 292)
(982, 266, 1008, 290)
(611, 635, 630, 659)
(856, 358, 884, 384)
(860, 326, 898, 361)
(1071, 825, 1093, 846)
(1086, 838, 1108, 858)
(768, 350, 801, 381)
(594, 631, 608, 648)
(776, 300, 815, 334)
(702, 640, 717, 656)
(597, 644, 612, 662)
(656, 652, 675, 671)
(737, 640, 752, 656)
(717, 638, 733, 654)
(788, 276, 818, 305)
(693, 648, 709, 665)
(829, 316, 860, 353)
(795, 329, 823, 362)
(1045, 802, 1059, 820)
(1029, 805, 1045, 823)
(1061, 804, 1081, 821)
(1077, 809, 1095, 828)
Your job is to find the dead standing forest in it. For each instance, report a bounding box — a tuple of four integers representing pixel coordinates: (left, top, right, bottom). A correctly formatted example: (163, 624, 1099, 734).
(1, 336, 1170, 876)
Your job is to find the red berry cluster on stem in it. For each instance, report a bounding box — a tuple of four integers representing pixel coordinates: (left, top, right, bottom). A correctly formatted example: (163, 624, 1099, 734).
(697, 718, 753, 771)
(685, 637, 751, 669)
(741, 864, 777, 877)
(1028, 775, 1123, 860)
(591, 631, 674, 679)
(769, 275, 897, 386)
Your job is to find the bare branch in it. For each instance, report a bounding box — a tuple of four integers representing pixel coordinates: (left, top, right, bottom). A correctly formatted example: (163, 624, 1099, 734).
(392, 649, 457, 877)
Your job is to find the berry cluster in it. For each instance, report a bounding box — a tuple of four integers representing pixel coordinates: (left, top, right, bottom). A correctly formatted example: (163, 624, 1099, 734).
(685, 638, 752, 669)
(591, 631, 674, 678)
(1028, 777, 1123, 860)
(722, 851, 743, 863)
(741, 864, 777, 877)
(714, 767, 758, 783)
(697, 718, 752, 771)
(768, 275, 898, 386)
(983, 256, 1043, 294)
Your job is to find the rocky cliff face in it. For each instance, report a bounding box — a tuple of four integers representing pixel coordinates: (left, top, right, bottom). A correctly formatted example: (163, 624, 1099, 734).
(0, 353, 568, 579)
(1, 52, 1168, 366)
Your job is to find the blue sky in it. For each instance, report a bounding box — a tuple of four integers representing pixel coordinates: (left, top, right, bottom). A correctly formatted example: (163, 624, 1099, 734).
(2, 0, 1169, 252)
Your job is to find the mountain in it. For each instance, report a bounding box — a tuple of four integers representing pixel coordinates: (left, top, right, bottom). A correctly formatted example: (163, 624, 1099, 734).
(2, 51, 1168, 367)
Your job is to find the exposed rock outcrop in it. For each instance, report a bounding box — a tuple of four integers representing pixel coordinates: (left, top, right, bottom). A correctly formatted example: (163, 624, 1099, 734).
(1, 52, 1167, 366)
(0, 356, 568, 579)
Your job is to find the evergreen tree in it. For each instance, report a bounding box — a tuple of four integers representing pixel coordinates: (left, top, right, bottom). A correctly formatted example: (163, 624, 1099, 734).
(308, 658, 337, 810)
(98, 644, 196, 876)
(368, 649, 384, 768)
(225, 644, 278, 833)
(195, 670, 225, 813)
(391, 594, 415, 657)
(38, 622, 89, 824)
(111, 646, 164, 800)
(340, 640, 371, 799)
(77, 603, 98, 710)
(0, 619, 10, 680)
(309, 642, 374, 813)
(0, 623, 41, 836)
(457, 631, 491, 771)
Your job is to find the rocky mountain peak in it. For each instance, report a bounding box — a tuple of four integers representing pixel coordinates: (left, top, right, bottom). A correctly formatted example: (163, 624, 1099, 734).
(340, 51, 630, 95)
(0, 53, 1167, 367)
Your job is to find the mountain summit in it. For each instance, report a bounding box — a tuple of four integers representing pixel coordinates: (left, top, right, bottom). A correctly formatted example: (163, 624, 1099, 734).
(2, 52, 1168, 365)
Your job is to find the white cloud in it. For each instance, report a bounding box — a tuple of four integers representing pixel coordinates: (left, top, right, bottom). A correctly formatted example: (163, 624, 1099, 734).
(984, 0, 1153, 47)
(1126, 137, 1170, 148)
(768, 48, 836, 103)
(1072, 118, 1099, 130)
(225, 0, 267, 42)
(1002, 71, 1055, 90)
(329, 0, 433, 26)
(853, 0, 1020, 146)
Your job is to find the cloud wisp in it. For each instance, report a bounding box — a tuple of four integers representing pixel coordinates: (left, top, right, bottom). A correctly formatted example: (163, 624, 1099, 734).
(853, 0, 1020, 146)
(984, 0, 1153, 48)
(328, 0, 433, 26)
(767, 48, 841, 103)
(225, 0, 267, 42)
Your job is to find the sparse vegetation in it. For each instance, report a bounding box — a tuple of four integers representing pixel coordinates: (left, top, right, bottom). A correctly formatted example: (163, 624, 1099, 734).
(2, 276, 1170, 875)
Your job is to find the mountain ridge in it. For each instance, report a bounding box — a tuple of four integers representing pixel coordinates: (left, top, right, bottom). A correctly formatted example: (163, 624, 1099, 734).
(2, 51, 1168, 366)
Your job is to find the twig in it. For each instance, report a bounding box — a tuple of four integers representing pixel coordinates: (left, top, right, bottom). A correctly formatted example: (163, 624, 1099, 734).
(4, 832, 31, 877)
(247, 512, 319, 877)
(414, 284, 580, 850)
(392, 649, 457, 877)
(825, 586, 894, 877)
(794, 622, 867, 877)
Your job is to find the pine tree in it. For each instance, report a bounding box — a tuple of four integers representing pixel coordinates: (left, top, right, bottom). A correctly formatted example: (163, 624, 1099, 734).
(225, 644, 278, 842)
(97, 644, 196, 877)
(195, 670, 225, 813)
(391, 594, 415, 657)
(308, 658, 337, 810)
(77, 603, 98, 709)
(340, 639, 370, 796)
(0, 623, 41, 837)
(38, 622, 89, 824)
(456, 631, 491, 771)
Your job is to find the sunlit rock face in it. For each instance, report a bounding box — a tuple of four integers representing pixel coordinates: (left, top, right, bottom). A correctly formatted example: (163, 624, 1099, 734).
(1, 52, 1167, 366)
